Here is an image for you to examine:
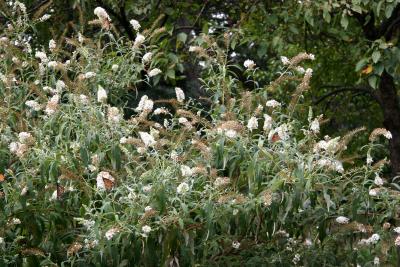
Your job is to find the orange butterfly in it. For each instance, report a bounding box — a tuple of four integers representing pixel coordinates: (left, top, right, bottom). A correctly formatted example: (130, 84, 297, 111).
(103, 178, 115, 190)
(271, 133, 281, 143)
(56, 184, 65, 199)
(0, 173, 5, 182)
(361, 65, 373, 75)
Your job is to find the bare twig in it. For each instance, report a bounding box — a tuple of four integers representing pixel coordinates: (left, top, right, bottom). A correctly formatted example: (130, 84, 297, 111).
(313, 85, 376, 105)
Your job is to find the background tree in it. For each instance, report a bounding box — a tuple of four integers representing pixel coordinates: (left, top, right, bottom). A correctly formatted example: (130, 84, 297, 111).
(236, 0, 400, 179)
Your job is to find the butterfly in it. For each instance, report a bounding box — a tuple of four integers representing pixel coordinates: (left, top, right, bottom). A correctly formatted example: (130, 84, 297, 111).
(103, 177, 115, 190)
(56, 183, 65, 199)
(0, 173, 5, 182)
(271, 133, 281, 143)
(361, 65, 373, 75)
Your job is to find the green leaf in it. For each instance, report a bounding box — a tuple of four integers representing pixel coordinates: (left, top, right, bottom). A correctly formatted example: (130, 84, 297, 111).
(49, 161, 59, 182)
(341, 13, 349, 29)
(352, 5, 362, 14)
(305, 9, 314, 26)
(177, 63, 184, 73)
(372, 51, 381, 63)
(166, 69, 175, 80)
(230, 36, 238, 50)
(168, 53, 179, 63)
(80, 146, 90, 166)
(385, 4, 394, 18)
(177, 32, 187, 44)
(201, 23, 209, 35)
(165, 8, 174, 15)
(323, 10, 331, 23)
(268, 14, 278, 24)
(368, 75, 378, 89)
(322, 3, 331, 23)
(272, 36, 281, 48)
(110, 145, 121, 170)
(289, 25, 300, 35)
(257, 43, 267, 58)
(376, 1, 384, 17)
(374, 62, 384, 75)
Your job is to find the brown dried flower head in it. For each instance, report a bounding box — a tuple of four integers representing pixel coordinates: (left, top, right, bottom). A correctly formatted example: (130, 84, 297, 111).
(369, 128, 392, 142)
(67, 242, 83, 256)
(261, 190, 273, 207)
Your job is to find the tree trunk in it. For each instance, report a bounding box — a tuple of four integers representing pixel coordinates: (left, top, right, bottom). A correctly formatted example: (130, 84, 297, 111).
(377, 72, 400, 179)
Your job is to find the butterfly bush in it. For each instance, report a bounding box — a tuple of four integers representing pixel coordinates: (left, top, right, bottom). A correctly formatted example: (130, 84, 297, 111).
(0, 4, 399, 266)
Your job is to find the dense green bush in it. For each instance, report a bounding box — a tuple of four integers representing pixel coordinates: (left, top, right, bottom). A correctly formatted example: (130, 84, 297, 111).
(1, 3, 400, 266)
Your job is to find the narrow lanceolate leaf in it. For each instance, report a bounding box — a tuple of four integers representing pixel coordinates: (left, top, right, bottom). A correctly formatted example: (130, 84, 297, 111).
(340, 13, 349, 29)
(110, 145, 121, 170)
(80, 146, 90, 166)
